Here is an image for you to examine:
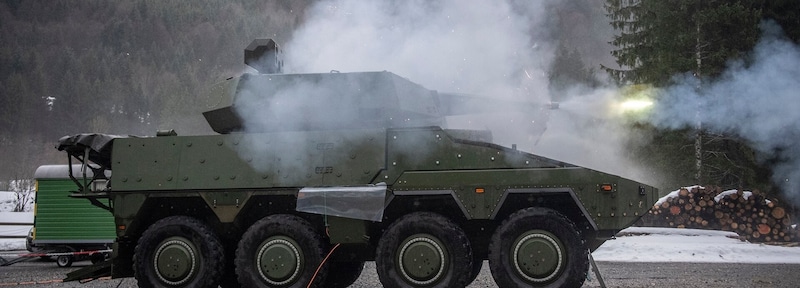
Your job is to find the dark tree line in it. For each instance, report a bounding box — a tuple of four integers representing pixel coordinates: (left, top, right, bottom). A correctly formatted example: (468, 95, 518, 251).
(0, 0, 613, 182)
(604, 0, 800, 197)
(0, 0, 311, 179)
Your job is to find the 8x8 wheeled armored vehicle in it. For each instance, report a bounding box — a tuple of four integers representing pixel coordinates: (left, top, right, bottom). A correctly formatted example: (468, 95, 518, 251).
(58, 39, 659, 287)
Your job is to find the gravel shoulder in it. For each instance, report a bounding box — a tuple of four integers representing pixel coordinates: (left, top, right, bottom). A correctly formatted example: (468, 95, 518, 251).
(2, 256, 799, 287)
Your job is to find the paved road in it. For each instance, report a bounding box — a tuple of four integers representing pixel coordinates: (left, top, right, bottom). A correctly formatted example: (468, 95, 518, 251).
(1, 256, 798, 287)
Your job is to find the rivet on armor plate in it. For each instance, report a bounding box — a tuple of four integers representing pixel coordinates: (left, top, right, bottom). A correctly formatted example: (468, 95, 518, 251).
(435, 161, 440, 165)
(490, 157, 495, 161)
(214, 176, 220, 180)
(230, 175, 237, 180)
(457, 154, 462, 158)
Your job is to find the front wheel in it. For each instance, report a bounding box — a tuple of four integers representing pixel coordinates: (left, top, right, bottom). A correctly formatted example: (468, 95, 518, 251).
(56, 255, 73, 267)
(488, 208, 588, 288)
(235, 214, 327, 288)
(133, 216, 225, 288)
(376, 212, 473, 288)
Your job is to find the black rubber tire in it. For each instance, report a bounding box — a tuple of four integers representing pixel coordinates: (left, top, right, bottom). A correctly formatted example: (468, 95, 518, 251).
(376, 212, 473, 288)
(133, 215, 225, 288)
(90, 252, 106, 264)
(219, 244, 241, 288)
(466, 257, 483, 285)
(56, 255, 73, 267)
(488, 207, 589, 288)
(235, 214, 327, 288)
(324, 261, 365, 288)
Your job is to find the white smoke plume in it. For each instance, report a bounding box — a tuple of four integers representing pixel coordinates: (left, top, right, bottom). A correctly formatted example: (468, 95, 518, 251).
(234, 0, 654, 185)
(284, 0, 552, 98)
(649, 22, 800, 203)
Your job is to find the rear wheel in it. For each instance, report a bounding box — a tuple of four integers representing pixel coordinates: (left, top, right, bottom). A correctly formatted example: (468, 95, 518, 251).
(90, 252, 106, 264)
(376, 212, 473, 288)
(235, 214, 327, 288)
(488, 208, 588, 287)
(133, 216, 225, 288)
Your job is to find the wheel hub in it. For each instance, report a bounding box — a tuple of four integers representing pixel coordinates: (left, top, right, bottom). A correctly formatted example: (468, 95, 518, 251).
(154, 237, 197, 285)
(512, 230, 564, 283)
(398, 234, 447, 286)
(257, 236, 302, 286)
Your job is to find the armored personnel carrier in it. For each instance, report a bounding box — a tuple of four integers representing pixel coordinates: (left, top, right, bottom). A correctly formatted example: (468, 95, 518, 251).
(58, 39, 659, 288)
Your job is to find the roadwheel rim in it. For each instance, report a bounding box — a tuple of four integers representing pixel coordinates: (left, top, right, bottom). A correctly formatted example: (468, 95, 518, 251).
(397, 233, 448, 286)
(153, 236, 198, 286)
(256, 236, 303, 286)
(57, 256, 70, 266)
(511, 230, 564, 283)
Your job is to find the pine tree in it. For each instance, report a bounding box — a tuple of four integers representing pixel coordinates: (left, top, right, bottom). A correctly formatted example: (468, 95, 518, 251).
(604, 0, 761, 84)
(605, 0, 763, 187)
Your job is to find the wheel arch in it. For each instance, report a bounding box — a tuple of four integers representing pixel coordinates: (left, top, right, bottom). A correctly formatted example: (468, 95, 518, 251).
(491, 188, 597, 242)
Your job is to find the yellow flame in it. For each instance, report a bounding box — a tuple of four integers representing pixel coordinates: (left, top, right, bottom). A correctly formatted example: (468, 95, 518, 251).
(620, 99, 653, 112)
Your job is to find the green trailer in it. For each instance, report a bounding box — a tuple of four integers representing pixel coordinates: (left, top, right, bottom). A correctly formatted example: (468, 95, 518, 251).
(32, 165, 115, 267)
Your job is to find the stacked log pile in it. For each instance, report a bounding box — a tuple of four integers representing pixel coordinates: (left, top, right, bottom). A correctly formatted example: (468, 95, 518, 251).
(638, 186, 798, 242)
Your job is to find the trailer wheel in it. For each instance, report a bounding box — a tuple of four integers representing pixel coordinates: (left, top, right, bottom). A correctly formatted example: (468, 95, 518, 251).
(90, 252, 106, 264)
(235, 214, 326, 288)
(376, 212, 473, 288)
(56, 255, 74, 267)
(324, 261, 365, 288)
(134, 216, 225, 288)
(488, 207, 588, 288)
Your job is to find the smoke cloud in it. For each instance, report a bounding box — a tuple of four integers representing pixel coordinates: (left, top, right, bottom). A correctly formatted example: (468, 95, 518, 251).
(649, 21, 800, 203)
(230, 0, 655, 185)
(284, 0, 553, 98)
(281, 0, 565, 151)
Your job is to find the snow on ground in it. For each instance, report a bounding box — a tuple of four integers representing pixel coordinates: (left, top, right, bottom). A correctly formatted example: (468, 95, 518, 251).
(0, 191, 17, 212)
(1, 191, 34, 251)
(0, 211, 33, 251)
(592, 227, 800, 263)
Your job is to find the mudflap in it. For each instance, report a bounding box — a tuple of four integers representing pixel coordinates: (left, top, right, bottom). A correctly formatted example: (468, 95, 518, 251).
(63, 259, 112, 282)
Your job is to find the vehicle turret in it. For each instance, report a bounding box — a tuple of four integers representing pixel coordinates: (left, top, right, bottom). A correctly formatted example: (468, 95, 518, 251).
(203, 39, 444, 134)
